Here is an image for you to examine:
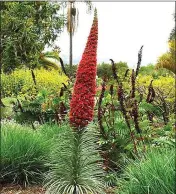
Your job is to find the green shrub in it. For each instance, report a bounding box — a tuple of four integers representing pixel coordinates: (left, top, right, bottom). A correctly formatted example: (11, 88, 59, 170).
(1, 121, 50, 186)
(1, 97, 17, 119)
(1, 68, 68, 98)
(10, 88, 69, 125)
(116, 148, 175, 194)
(139, 63, 172, 78)
(44, 124, 106, 194)
(64, 64, 78, 78)
(97, 61, 128, 80)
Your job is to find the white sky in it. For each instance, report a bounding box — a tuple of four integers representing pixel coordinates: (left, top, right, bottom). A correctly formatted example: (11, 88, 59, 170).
(56, 2, 174, 68)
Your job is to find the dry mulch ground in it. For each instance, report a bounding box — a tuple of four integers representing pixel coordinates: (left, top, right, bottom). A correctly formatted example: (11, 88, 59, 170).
(0, 184, 45, 194)
(1, 184, 116, 194)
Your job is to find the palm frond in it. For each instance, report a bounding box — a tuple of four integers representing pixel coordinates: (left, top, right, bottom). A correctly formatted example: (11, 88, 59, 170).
(67, 2, 78, 34)
(40, 52, 61, 70)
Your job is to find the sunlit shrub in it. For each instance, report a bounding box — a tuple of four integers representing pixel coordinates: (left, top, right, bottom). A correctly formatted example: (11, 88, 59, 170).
(156, 40, 175, 74)
(1, 68, 68, 97)
(137, 75, 175, 123)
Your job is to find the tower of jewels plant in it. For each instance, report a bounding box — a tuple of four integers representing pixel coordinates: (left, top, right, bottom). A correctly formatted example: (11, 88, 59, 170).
(69, 9, 98, 129)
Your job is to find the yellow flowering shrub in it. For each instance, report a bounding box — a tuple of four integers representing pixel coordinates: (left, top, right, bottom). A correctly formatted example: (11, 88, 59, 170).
(137, 75, 175, 105)
(137, 74, 174, 90)
(2, 68, 69, 97)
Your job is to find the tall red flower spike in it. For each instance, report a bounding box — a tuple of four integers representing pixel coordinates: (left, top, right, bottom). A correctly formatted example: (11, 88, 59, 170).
(69, 9, 98, 129)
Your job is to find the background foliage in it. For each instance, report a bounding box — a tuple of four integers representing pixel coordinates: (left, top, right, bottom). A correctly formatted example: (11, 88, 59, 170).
(1, 2, 65, 73)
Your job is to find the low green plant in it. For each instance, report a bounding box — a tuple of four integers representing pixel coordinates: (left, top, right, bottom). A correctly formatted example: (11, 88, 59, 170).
(98, 113, 133, 173)
(1, 121, 50, 186)
(12, 88, 69, 126)
(116, 148, 175, 194)
(44, 124, 106, 194)
(1, 97, 17, 119)
(38, 122, 70, 139)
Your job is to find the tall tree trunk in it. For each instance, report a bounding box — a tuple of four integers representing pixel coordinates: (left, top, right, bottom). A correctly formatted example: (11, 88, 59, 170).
(69, 2, 73, 77)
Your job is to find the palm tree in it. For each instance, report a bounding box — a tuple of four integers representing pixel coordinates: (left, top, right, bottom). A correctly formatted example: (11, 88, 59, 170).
(29, 49, 68, 87)
(39, 48, 67, 76)
(66, 1, 92, 76)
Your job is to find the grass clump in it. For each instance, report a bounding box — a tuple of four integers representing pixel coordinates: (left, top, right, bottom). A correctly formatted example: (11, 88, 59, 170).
(38, 122, 69, 140)
(1, 121, 50, 186)
(116, 148, 175, 194)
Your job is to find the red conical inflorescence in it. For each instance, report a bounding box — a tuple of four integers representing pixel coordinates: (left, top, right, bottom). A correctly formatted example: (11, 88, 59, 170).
(69, 10, 98, 129)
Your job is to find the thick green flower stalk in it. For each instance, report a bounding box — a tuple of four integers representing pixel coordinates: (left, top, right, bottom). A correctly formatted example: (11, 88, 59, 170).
(69, 10, 98, 129)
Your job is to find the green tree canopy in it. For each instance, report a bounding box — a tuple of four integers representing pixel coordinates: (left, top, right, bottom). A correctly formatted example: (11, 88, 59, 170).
(97, 61, 128, 80)
(1, 2, 65, 73)
(139, 63, 172, 78)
